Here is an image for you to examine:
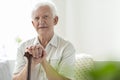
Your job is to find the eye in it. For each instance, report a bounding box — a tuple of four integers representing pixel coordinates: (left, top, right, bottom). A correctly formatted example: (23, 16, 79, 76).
(43, 15, 48, 19)
(34, 17, 39, 21)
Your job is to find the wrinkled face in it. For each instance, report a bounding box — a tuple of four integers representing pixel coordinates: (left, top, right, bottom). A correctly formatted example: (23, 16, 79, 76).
(32, 5, 58, 35)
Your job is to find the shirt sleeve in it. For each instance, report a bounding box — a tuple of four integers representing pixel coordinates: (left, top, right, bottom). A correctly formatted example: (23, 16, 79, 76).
(13, 44, 27, 74)
(58, 42, 76, 80)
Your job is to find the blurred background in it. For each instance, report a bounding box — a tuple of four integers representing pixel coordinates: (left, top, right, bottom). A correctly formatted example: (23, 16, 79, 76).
(0, 0, 120, 61)
(1, 0, 120, 80)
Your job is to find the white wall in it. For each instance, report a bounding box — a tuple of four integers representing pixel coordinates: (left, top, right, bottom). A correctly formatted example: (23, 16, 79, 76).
(0, 0, 120, 61)
(53, 0, 120, 61)
(0, 0, 36, 59)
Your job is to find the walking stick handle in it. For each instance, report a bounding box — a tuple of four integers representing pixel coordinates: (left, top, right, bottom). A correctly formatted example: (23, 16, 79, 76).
(24, 52, 32, 80)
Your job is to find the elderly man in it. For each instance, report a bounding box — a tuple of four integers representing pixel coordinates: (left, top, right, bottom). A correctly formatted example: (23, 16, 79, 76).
(12, 1, 75, 80)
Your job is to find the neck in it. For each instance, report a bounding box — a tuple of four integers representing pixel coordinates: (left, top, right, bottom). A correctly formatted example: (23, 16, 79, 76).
(38, 33, 54, 48)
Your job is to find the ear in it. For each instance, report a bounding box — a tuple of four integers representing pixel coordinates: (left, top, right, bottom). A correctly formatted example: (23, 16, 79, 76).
(32, 21, 35, 27)
(54, 16, 58, 25)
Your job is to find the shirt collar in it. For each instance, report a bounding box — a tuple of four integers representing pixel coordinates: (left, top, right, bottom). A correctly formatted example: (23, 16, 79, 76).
(49, 34, 57, 47)
(33, 34, 58, 48)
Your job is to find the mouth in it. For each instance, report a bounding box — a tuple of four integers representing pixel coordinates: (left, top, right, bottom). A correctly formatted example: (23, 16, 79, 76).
(37, 26, 48, 29)
(39, 27, 47, 28)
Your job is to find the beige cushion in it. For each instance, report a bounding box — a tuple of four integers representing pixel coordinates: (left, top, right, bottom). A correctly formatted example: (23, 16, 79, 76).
(74, 54, 94, 80)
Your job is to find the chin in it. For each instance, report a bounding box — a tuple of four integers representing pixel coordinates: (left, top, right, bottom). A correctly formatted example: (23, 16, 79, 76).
(38, 31, 47, 36)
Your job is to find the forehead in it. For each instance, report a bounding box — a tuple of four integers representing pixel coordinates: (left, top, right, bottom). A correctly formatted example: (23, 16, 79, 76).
(34, 5, 52, 16)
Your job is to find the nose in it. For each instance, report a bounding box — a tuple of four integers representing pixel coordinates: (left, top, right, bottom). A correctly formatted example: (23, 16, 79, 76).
(38, 17, 44, 24)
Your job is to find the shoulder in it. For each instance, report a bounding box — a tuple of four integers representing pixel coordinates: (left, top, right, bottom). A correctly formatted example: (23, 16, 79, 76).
(57, 35, 74, 46)
(18, 37, 36, 49)
(56, 35, 75, 52)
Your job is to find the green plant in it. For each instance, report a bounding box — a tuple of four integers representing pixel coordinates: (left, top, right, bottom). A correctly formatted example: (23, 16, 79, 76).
(89, 61, 120, 80)
(15, 36, 22, 44)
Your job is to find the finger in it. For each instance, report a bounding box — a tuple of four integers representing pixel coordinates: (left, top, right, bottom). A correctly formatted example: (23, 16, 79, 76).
(38, 46, 43, 58)
(39, 45, 47, 57)
(25, 47, 32, 54)
(34, 45, 39, 58)
(30, 46, 35, 57)
(36, 44, 42, 57)
(32, 45, 41, 58)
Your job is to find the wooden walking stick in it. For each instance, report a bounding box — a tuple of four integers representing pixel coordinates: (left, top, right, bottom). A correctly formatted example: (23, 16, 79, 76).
(24, 52, 32, 80)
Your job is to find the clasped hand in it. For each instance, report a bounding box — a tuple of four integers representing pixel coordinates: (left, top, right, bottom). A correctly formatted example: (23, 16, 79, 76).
(25, 44, 47, 66)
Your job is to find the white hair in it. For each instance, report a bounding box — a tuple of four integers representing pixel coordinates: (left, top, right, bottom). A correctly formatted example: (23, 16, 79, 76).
(31, 0, 58, 19)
